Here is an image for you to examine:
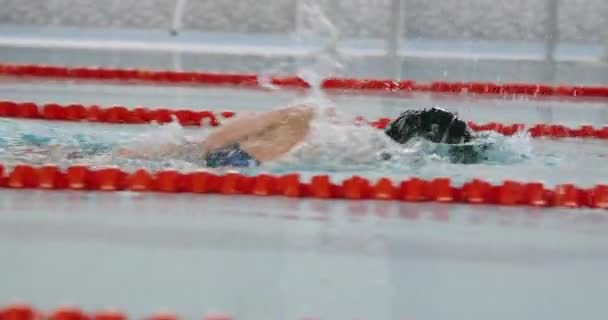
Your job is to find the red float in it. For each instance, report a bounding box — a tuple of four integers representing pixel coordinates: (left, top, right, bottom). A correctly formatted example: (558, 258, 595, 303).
(38, 165, 62, 189)
(145, 313, 179, 320)
(400, 178, 429, 202)
(185, 171, 215, 193)
(252, 174, 276, 196)
(92, 311, 126, 320)
(49, 307, 88, 320)
(554, 184, 580, 208)
(279, 173, 301, 197)
(523, 182, 548, 206)
(128, 169, 153, 191)
(66, 165, 90, 190)
(93, 167, 124, 191)
(220, 173, 240, 194)
(461, 179, 490, 204)
(498, 180, 523, 205)
(430, 178, 453, 202)
(591, 185, 608, 209)
(1, 304, 38, 320)
(373, 177, 396, 200)
(8, 165, 38, 188)
(155, 170, 183, 192)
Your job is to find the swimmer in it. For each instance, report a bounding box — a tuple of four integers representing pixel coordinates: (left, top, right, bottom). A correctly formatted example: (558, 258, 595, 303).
(114, 105, 491, 167)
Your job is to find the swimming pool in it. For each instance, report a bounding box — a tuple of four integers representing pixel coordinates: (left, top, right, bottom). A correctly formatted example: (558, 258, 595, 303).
(2, 24, 608, 320)
(1, 74, 608, 320)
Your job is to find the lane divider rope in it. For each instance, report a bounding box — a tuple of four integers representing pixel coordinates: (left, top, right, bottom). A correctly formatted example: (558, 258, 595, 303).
(3, 63, 608, 98)
(1, 100, 608, 139)
(0, 163, 607, 210)
(0, 303, 227, 320)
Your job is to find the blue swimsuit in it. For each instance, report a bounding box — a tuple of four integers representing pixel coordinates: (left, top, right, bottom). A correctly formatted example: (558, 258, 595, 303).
(205, 144, 259, 168)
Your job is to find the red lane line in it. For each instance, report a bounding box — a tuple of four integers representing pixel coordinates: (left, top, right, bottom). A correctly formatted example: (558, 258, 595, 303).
(1, 100, 607, 139)
(2, 63, 608, 98)
(1, 164, 607, 209)
(0, 303, 213, 320)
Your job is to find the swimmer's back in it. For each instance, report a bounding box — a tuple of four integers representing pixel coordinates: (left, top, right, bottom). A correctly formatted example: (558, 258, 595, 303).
(239, 106, 314, 162)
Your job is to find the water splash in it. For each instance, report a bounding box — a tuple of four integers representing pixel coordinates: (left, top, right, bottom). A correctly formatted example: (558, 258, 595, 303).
(294, 0, 344, 95)
(0, 119, 203, 172)
(256, 1, 344, 96)
(0, 114, 536, 177)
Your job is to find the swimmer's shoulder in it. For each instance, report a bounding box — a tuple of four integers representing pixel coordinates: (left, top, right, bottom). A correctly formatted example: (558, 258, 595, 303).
(281, 104, 316, 119)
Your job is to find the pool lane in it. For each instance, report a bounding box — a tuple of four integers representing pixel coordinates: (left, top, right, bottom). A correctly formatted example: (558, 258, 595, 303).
(1, 79, 608, 125)
(1, 190, 608, 320)
(0, 83, 607, 320)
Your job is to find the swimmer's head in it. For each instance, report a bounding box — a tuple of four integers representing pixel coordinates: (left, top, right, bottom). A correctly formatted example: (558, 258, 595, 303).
(385, 107, 472, 144)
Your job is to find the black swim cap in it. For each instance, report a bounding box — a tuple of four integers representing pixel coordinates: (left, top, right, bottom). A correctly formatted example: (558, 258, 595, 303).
(385, 107, 472, 144)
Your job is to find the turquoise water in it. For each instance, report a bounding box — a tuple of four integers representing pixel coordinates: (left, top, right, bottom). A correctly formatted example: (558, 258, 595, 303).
(0, 115, 534, 182)
(2, 83, 608, 319)
(1, 81, 607, 186)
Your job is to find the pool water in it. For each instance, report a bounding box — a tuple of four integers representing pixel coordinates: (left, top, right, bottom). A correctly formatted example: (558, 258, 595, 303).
(1, 79, 608, 187)
(1, 80, 608, 319)
(2, 78, 608, 125)
(1, 189, 608, 320)
(2, 16, 608, 320)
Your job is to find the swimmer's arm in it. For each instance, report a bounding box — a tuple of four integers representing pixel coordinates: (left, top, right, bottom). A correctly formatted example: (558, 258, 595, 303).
(113, 105, 314, 159)
(201, 105, 314, 151)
